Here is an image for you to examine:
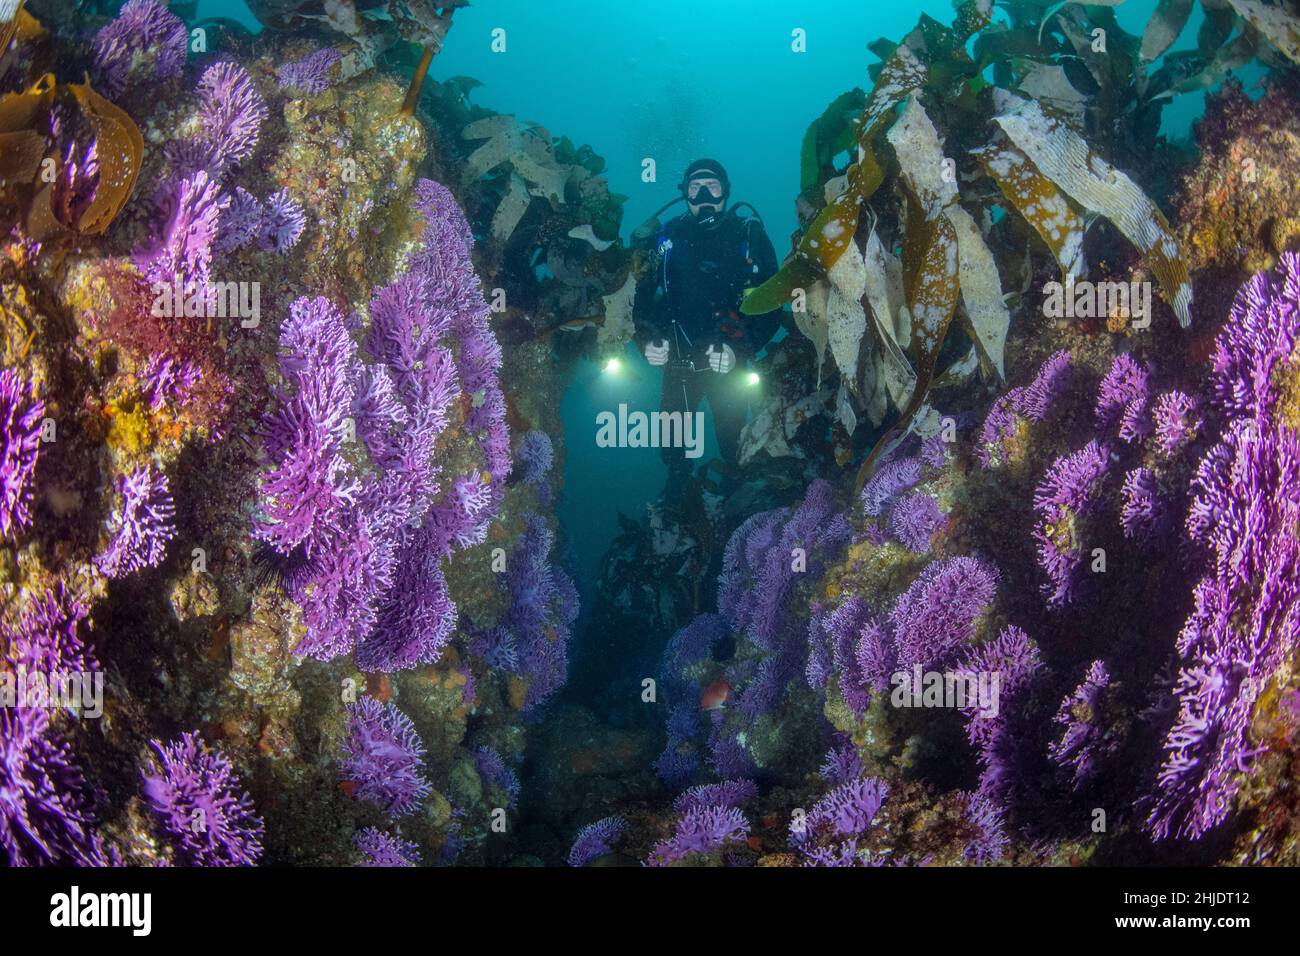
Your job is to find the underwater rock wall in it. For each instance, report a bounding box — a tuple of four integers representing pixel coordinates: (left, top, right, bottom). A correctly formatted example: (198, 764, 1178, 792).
(621, 251, 1300, 867)
(4, 0, 1300, 871)
(562, 0, 1300, 867)
(0, 1, 593, 866)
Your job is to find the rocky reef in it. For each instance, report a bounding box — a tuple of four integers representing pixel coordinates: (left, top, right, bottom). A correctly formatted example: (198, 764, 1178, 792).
(3, 0, 1300, 872)
(1, 0, 587, 867)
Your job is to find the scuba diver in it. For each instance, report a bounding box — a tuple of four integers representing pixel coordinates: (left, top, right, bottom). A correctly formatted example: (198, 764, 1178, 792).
(633, 159, 782, 497)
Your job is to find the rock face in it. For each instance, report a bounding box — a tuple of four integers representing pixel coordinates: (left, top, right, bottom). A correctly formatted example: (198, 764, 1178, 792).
(0, 5, 594, 867)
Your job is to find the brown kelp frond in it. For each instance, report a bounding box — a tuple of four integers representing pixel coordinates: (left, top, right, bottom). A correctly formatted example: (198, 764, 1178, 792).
(26, 79, 143, 241)
(0, 7, 143, 245)
(399, 45, 434, 118)
(743, 0, 1259, 494)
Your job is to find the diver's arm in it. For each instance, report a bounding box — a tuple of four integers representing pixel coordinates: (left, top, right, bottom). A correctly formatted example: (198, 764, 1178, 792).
(631, 248, 669, 350)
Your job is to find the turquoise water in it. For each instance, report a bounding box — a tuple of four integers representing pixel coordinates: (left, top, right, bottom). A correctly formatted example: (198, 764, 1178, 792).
(417, 0, 1255, 615)
(195, 0, 1262, 659)
(9, 0, 1297, 876)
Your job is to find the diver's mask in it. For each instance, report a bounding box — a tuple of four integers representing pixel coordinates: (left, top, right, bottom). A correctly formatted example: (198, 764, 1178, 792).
(684, 177, 726, 216)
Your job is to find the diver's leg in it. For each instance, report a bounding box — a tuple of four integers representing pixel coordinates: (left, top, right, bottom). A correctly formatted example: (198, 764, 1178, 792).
(661, 365, 700, 498)
(705, 371, 750, 469)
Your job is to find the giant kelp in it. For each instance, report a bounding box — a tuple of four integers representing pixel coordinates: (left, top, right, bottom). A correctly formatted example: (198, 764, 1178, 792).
(740, 0, 1286, 492)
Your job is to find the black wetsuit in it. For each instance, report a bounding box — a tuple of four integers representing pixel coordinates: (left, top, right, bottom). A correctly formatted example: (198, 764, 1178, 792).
(634, 206, 781, 485)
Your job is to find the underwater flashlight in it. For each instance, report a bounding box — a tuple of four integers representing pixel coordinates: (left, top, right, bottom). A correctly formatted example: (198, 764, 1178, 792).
(603, 357, 622, 375)
(746, 371, 761, 386)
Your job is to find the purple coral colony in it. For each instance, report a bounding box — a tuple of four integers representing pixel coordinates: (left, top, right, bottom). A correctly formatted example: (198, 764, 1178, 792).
(2, 0, 1300, 891)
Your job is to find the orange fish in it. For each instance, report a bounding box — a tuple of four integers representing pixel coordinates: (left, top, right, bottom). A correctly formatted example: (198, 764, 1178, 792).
(700, 679, 731, 711)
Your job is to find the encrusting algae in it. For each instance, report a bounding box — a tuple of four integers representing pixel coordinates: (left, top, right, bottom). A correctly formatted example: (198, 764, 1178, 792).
(2, 0, 1300, 884)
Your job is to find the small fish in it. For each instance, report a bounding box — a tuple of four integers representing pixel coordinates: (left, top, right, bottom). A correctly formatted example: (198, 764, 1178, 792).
(700, 678, 731, 711)
(540, 313, 605, 336)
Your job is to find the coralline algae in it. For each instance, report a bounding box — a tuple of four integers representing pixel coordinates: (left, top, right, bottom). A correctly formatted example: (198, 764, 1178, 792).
(3, 0, 1300, 875)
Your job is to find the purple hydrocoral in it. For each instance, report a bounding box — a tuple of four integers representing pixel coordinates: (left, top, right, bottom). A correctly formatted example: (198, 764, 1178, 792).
(705, 482, 850, 772)
(718, 479, 850, 651)
(734, 654, 799, 720)
(212, 187, 308, 255)
(853, 617, 896, 695)
(819, 745, 864, 785)
(2, 591, 107, 865)
(340, 698, 430, 817)
(195, 60, 268, 175)
(1118, 395, 1153, 444)
(977, 350, 1072, 467)
(409, 179, 510, 498)
(886, 491, 946, 552)
(792, 776, 887, 847)
(956, 625, 1044, 808)
(860, 456, 922, 515)
(355, 827, 419, 867)
(473, 746, 521, 810)
(163, 135, 220, 180)
(50, 135, 101, 231)
(802, 839, 867, 867)
(277, 48, 343, 94)
(213, 186, 263, 252)
(889, 556, 1000, 671)
(813, 557, 996, 715)
(0, 368, 45, 541)
(1153, 390, 1200, 455)
(1096, 353, 1151, 429)
(258, 189, 307, 253)
(95, 465, 176, 578)
(468, 515, 578, 711)
(706, 712, 757, 779)
(92, 0, 188, 99)
(141, 732, 264, 866)
(673, 779, 758, 813)
(515, 430, 555, 484)
(1049, 660, 1116, 789)
(647, 804, 750, 865)
(1020, 350, 1074, 420)
(653, 746, 700, 789)
(809, 596, 877, 713)
(1032, 439, 1111, 607)
(804, 602, 834, 692)
(136, 170, 229, 288)
(0, 706, 109, 866)
(1120, 466, 1169, 545)
(3, 584, 98, 677)
(255, 183, 506, 668)
(654, 613, 728, 786)
(567, 816, 626, 866)
(960, 790, 1009, 863)
(1148, 254, 1300, 841)
(353, 525, 457, 673)
(256, 296, 360, 559)
(976, 395, 1021, 469)
(921, 433, 952, 468)
(139, 356, 200, 412)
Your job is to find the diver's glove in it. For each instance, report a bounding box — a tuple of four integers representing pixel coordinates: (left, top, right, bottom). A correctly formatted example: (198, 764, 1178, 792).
(706, 344, 736, 374)
(644, 339, 670, 366)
